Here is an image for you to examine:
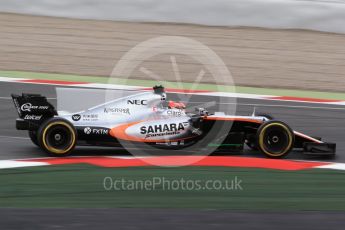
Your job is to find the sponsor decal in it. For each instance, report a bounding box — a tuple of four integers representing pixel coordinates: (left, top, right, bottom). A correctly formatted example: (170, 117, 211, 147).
(24, 114, 42, 120)
(82, 114, 98, 121)
(140, 122, 188, 138)
(72, 114, 81, 121)
(167, 109, 183, 117)
(20, 103, 49, 112)
(104, 107, 130, 115)
(84, 127, 92, 134)
(73, 114, 98, 122)
(127, 99, 147, 106)
(84, 127, 109, 135)
(21, 103, 34, 112)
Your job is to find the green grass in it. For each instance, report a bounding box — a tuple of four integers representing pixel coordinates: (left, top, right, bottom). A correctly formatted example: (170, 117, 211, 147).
(0, 164, 344, 210)
(2, 70, 345, 100)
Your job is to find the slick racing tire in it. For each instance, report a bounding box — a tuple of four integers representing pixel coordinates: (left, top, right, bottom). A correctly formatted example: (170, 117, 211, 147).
(256, 120, 294, 158)
(28, 130, 39, 147)
(38, 118, 77, 157)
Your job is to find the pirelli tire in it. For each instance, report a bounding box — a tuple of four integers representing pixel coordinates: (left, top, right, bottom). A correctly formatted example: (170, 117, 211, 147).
(256, 120, 294, 158)
(37, 117, 77, 157)
(28, 130, 39, 147)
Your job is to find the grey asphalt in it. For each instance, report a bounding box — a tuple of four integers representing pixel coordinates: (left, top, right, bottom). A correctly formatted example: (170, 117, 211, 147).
(0, 81, 344, 161)
(0, 208, 344, 230)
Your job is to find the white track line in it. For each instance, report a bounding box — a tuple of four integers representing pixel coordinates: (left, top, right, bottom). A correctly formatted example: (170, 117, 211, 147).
(0, 157, 344, 171)
(0, 135, 29, 140)
(0, 97, 56, 100)
(186, 101, 345, 110)
(0, 160, 49, 169)
(1, 76, 345, 106)
(316, 163, 345, 171)
(1, 97, 343, 110)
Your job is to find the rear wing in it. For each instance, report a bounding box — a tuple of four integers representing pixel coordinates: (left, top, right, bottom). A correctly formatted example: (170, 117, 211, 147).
(11, 94, 57, 130)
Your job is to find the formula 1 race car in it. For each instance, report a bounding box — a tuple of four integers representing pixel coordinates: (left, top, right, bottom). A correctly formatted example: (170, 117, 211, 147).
(11, 86, 336, 158)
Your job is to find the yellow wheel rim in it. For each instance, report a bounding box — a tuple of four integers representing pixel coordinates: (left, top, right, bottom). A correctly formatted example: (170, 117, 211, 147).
(42, 121, 76, 154)
(259, 123, 293, 157)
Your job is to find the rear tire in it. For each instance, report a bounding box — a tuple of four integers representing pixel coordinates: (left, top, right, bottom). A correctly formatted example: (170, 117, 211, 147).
(28, 130, 39, 147)
(38, 118, 77, 157)
(256, 120, 294, 158)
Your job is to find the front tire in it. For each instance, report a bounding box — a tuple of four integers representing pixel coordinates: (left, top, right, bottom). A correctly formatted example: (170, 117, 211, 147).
(256, 120, 294, 158)
(38, 118, 77, 157)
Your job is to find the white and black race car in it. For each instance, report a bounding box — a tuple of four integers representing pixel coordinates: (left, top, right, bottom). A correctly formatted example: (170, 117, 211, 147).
(12, 86, 336, 158)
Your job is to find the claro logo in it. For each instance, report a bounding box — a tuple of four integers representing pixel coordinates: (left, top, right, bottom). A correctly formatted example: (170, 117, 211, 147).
(20, 103, 49, 112)
(127, 100, 147, 105)
(21, 103, 37, 112)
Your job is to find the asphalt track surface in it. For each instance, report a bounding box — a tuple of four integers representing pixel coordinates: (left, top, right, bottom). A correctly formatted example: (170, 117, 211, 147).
(0, 208, 344, 230)
(1, 81, 345, 229)
(1, 81, 345, 161)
